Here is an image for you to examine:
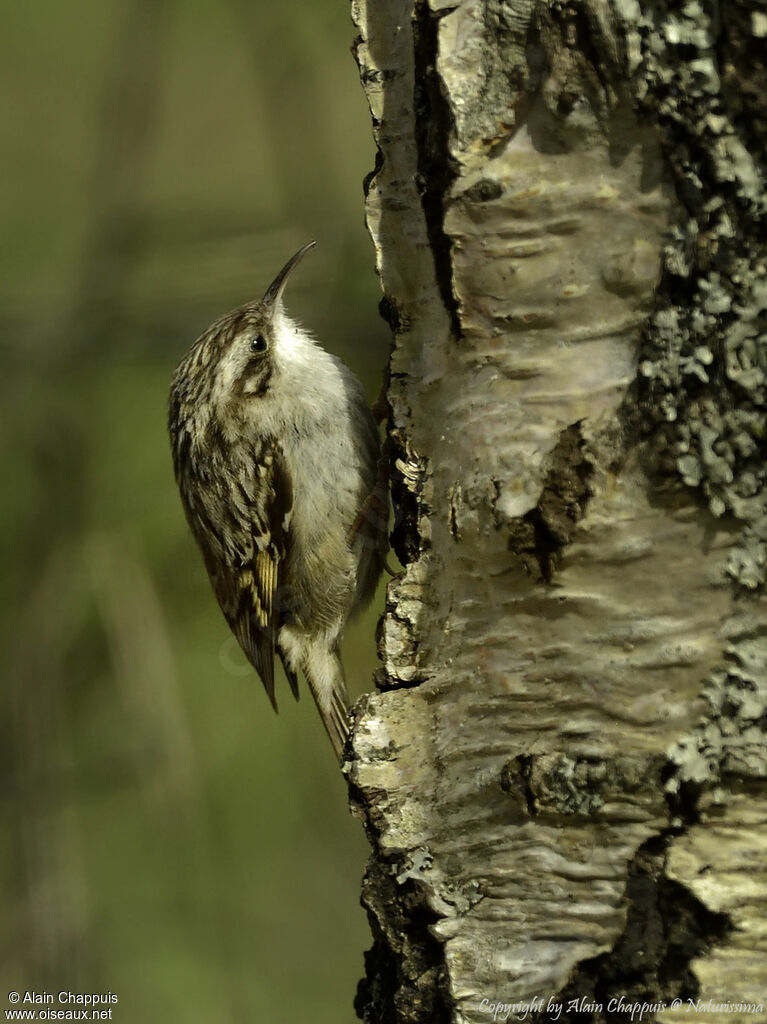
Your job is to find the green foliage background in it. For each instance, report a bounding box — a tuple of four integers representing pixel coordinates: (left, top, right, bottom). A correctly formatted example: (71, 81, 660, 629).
(0, 2, 389, 1020)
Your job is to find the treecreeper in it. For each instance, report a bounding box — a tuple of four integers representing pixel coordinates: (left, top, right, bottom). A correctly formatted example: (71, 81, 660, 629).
(168, 241, 386, 760)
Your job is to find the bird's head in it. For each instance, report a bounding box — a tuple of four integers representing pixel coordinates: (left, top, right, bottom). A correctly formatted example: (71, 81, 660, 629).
(169, 241, 317, 451)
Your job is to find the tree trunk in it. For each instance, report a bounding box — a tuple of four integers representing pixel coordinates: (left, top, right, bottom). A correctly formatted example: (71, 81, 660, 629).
(348, 1, 767, 1022)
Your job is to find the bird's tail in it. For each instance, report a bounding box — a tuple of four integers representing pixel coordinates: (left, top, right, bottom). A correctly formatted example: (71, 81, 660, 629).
(323, 684, 351, 761)
(278, 628, 351, 762)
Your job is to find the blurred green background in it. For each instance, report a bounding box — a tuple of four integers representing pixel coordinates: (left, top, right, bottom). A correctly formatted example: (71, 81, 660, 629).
(0, 2, 389, 1021)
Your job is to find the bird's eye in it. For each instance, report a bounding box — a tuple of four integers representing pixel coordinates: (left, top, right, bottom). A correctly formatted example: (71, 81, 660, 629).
(249, 335, 267, 354)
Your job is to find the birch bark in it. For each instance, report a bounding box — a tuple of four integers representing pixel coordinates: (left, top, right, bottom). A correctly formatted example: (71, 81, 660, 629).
(349, 3, 767, 1022)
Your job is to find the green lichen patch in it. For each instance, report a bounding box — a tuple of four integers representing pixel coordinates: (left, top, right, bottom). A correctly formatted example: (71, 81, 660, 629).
(667, 628, 767, 793)
(625, 0, 767, 588)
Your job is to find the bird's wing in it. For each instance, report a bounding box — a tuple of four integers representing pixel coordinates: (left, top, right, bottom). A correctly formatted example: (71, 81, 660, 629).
(198, 441, 294, 711)
(236, 444, 294, 710)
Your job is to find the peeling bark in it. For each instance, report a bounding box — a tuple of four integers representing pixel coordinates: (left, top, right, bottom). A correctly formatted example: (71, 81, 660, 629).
(349, 1, 767, 1022)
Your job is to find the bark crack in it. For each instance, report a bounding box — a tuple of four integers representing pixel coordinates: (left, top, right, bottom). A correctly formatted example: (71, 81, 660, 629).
(412, 0, 461, 340)
(353, 857, 452, 1024)
(506, 422, 594, 582)
(540, 836, 733, 1023)
(390, 429, 430, 567)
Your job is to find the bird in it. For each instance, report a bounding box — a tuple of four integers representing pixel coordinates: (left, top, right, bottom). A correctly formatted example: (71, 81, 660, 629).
(168, 241, 386, 760)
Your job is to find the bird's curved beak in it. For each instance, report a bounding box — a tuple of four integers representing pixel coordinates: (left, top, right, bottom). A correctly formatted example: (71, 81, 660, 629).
(262, 240, 317, 310)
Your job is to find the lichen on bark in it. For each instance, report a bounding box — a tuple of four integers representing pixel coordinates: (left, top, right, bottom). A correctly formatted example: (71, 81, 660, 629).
(624, 0, 767, 591)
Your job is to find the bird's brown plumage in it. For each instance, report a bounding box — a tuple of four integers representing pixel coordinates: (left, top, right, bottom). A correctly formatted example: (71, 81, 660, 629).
(168, 243, 385, 760)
